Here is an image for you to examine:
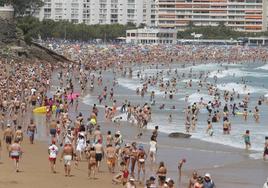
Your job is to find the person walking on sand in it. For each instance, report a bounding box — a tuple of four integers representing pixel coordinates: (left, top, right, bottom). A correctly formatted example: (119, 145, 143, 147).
(156, 161, 167, 187)
(137, 145, 147, 183)
(203, 173, 215, 188)
(27, 119, 37, 144)
(95, 139, 104, 172)
(48, 140, 59, 173)
(130, 142, 138, 177)
(243, 130, 251, 150)
(106, 144, 117, 173)
(9, 139, 22, 172)
(3, 124, 13, 150)
(60, 142, 74, 177)
(14, 126, 23, 144)
(86, 146, 97, 179)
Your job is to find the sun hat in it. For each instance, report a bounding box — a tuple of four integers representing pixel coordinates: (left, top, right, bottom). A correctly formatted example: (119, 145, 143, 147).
(205, 173, 211, 179)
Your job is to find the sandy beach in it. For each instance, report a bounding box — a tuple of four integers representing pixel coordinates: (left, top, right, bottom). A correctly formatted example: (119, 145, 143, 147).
(0, 135, 122, 188)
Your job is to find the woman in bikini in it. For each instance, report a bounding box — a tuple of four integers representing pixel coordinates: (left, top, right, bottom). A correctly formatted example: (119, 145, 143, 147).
(86, 146, 97, 179)
(156, 161, 167, 187)
(137, 145, 147, 183)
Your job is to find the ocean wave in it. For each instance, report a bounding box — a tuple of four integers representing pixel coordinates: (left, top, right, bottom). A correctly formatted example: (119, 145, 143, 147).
(179, 93, 213, 104)
(217, 83, 267, 94)
(256, 64, 268, 70)
(117, 78, 164, 95)
(209, 69, 268, 78)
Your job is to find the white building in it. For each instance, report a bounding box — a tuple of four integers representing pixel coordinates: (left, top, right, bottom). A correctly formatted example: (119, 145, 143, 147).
(34, 0, 145, 25)
(143, 0, 158, 27)
(126, 27, 177, 44)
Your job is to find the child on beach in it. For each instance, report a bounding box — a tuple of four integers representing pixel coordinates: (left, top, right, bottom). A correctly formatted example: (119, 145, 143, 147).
(243, 130, 251, 150)
(112, 162, 129, 185)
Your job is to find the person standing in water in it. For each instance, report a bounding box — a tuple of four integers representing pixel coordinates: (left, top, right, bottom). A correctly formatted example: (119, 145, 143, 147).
(206, 121, 213, 136)
(253, 106, 260, 123)
(243, 130, 251, 150)
(263, 137, 268, 160)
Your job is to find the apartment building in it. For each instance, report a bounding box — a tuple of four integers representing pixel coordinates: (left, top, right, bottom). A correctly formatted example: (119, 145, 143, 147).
(34, 0, 144, 25)
(157, 0, 267, 32)
(143, 0, 158, 27)
(34, 0, 268, 32)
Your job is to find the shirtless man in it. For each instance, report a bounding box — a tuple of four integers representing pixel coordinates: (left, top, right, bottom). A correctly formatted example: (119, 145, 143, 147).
(9, 139, 22, 172)
(3, 124, 13, 150)
(95, 139, 104, 172)
(188, 171, 198, 188)
(27, 119, 37, 144)
(14, 126, 23, 144)
(106, 144, 117, 173)
(60, 143, 74, 177)
(49, 119, 57, 138)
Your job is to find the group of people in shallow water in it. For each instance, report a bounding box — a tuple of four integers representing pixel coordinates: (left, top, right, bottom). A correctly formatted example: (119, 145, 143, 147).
(1, 40, 268, 187)
(127, 62, 268, 154)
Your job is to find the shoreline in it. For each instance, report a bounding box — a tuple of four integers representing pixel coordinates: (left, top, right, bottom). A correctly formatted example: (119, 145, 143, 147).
(75, 66, 267, 188)
(1, 60, 267, 188)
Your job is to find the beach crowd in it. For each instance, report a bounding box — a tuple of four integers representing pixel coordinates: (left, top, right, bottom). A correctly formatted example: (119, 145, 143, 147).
(0, 40, 268, 188)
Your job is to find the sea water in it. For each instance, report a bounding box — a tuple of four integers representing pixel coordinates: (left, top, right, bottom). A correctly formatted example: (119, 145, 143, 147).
(83, 62, 268, 157)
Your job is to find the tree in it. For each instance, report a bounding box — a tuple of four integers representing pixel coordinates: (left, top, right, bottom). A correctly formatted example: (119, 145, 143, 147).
(138, 23, 146, 28)
(17, 17, 138, 41)
(2, 0, 43, 17)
